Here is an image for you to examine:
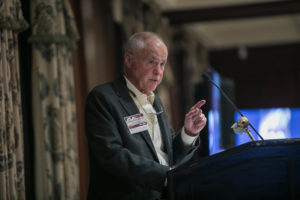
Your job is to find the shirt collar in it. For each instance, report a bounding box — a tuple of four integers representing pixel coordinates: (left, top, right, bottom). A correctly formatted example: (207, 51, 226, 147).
(124, 75, 155, 105)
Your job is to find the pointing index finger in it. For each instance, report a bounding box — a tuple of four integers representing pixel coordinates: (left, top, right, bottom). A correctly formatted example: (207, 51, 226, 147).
(192, 100, 206, 110)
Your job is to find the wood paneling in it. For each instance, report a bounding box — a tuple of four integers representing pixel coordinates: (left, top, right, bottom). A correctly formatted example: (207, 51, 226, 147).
(163, 1, 300, 25)
(209, 43, 300, 109)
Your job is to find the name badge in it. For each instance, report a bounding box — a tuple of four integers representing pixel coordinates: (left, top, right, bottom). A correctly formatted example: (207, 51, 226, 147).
(124, 113, 148, 134)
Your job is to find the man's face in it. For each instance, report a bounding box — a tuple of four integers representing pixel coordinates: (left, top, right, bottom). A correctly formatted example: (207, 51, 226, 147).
(125, 38, 168, 95)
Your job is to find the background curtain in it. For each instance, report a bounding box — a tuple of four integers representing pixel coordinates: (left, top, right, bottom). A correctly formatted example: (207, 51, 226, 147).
(29, 0, 80, 199)
(0, 0, 28, 199)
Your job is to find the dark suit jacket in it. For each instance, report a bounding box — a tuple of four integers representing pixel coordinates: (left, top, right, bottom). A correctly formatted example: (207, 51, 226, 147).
(85, 76, 200, 200)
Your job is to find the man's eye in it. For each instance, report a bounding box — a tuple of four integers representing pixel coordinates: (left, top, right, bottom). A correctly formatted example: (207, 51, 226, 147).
(149, 60, 158, 65)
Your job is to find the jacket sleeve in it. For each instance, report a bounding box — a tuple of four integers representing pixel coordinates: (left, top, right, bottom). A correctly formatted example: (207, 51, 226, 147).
(172, 129, 200, 165)
(85, 88, 169, 192)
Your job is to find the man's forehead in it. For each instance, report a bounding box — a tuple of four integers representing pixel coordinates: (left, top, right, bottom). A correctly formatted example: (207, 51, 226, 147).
(140, 44, 167, 56)
(150, 56, 167, 62)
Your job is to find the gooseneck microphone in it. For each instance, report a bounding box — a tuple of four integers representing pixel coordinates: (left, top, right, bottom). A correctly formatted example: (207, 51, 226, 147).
(202, 72, 264, 140)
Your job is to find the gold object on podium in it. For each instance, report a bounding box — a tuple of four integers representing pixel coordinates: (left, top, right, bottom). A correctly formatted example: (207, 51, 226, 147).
(232, 116, 256, 141)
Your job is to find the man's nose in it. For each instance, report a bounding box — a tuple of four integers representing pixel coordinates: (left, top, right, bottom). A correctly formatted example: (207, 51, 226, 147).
(153, 63, 163, 75)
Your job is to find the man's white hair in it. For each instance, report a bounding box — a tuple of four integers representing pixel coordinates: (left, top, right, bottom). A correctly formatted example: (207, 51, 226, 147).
(124, 32, 166, 56)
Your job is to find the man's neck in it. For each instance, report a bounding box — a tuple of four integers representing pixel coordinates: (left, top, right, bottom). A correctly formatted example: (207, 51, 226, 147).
(124, 75, 153, 96)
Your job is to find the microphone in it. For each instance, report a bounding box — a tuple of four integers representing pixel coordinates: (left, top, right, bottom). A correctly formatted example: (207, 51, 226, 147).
(202, 72, 264, 140)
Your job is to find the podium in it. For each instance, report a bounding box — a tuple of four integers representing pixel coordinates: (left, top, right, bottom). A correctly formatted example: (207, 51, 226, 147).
(167, 138, 300, 200)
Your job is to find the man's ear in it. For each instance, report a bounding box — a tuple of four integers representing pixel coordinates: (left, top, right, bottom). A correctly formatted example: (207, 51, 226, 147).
(124, 52, 133, 68)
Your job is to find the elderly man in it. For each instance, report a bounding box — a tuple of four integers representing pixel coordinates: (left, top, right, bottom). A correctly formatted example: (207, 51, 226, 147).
(85, 32, 207, 200)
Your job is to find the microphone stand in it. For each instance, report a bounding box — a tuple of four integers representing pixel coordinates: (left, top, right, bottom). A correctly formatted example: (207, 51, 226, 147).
(202, 72, 264, 141)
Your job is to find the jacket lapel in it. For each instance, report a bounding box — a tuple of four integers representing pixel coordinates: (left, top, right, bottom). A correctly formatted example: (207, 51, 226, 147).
(112, 76, 159, 162)
(112, 77, 139, 116)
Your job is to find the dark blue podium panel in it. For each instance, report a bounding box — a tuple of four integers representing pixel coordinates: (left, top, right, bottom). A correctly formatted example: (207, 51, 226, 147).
(167, 139, 300, 200)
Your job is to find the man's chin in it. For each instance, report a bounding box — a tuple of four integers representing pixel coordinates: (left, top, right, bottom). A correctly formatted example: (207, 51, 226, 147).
(144, 87, 157, 94)
(150, 85, 158, 92)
